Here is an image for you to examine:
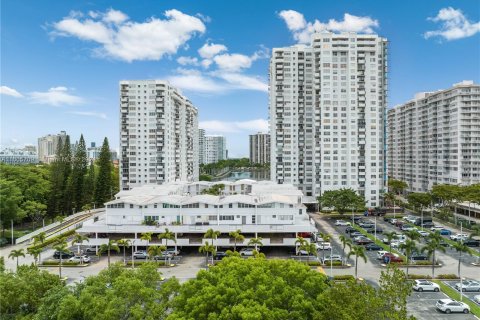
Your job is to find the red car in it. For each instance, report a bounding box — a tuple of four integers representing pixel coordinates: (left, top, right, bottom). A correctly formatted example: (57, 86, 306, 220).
(383, 253, 403, 263)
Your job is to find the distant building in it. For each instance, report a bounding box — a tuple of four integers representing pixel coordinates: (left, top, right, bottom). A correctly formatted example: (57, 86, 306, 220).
(388, 81, 480, 192)
(87, 142, 118, 162)
(37, 131, 67, 163)
(249, 132, 270, 165)
(0, 147, 38, 165)
(204, 135, 227, 164)
(198, 129, 206, 165)
(23, 145, 36, 153)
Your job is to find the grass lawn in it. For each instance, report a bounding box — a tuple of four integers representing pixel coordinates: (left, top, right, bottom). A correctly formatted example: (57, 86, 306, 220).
(433, 280, 480, 317)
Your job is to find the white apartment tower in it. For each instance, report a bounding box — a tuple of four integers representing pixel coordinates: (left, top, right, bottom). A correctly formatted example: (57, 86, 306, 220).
(204, 135, 227, 164)
(270, 32, 388, 207)
(388, 81, 480, 192)
(250, 132, 271, 165)
(120, 80, 199, 190)
(198, 129, 206, 165)
(37, 131, 67, 164)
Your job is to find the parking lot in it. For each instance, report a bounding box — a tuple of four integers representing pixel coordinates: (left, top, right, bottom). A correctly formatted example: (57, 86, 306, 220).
(407, 290, 477, 319)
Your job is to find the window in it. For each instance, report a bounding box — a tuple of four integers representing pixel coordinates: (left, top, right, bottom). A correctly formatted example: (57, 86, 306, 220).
(107, 203, 125, 209)
(220, 215, 234, 221)
(130, 204, 134, 208)
(258, 203, 274, 208)
(238, 203, 255, 208)
(181, 203, 200, 208)
(279, 215, 293, 221)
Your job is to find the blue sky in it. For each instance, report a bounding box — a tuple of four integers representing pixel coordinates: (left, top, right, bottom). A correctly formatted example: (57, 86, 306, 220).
(1, 1, 479, 157)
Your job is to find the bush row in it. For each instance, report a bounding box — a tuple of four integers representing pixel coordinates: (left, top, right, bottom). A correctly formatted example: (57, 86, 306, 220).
(406, 274, 459, 280)
(28, 229, 76, 251)
(125, 261, 170, 267)
(41, 260, 81, 266)
(332, 275, 355, 280)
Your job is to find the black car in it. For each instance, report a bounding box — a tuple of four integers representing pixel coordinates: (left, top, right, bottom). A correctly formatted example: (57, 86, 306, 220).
(421, 222, 435, 228)
(365, 243, 382, 251)
(53, 251, 74, 259)
(463, 239, 480, 247)
(213, 251, 227, 260)
(365, 227, 383, 234)
(345, 226, 356, 233)
(355, 238, 373, 245)
(410, 254, 428, 261)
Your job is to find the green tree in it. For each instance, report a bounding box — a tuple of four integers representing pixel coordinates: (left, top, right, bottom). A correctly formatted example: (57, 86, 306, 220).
(71, 233, 89, 255)
(53, 241, 69, 278)
(317, 188, 365, 214)
(32, 232, 46, 263)
(99, 240, 120, 267)
(388, 179, 408, 195)
(201, 184, 225, 195)
(339, 234, 352, 265)
(399, 239, 417, 278)
(229, 229, 245, 251)
(83, 161, 96, 206)
(248, 237, 263, 251)
(158, 228, 176, 265)
(60, 135, 73, 215)
(385, 231, 397, 253)
(168, 257, 329, 319)
(378, 266, 415, 320)
(295, 236, 307, 255)
(421, 232, 446, 278)
(451, 241, 471, 278)
(94, 137, 113, 206)
(199, 241, 215, 267)
(204, 228, 221, 249)
(0, 179, 23, 236)
(140, 232, 153, 247)
(407, 192, 432, 222)
(27, 247, 42, 266)
(47, 138, 66, 216)
(147, 245, 166, 261)
(9, 249, 25, 268)
(404, 230, 421, 242)
(117, 239, 131, 265)
(71, 134, 88, 210)
(348, 245, 367, 279)
(318, 232, 332, 261)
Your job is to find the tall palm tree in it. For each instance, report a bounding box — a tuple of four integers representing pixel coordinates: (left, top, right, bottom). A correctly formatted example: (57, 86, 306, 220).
(8, 249, 25, 268)
(27, 247, 42, 266)
(53, 242, 69, 278)
(199, 241, 215, 268)
(385, 231, 397, 253)
(248, 237, 263, 251)
(229, 229, 245, 252)
(421, 233, 446, 278)
(399, 239, 417, 278)
(300, 242, 318, 262)
(99, 240, 120, 267)
(147, 245, 166, 263)
(140, 232, 153, 247)
(158, 228, 176, 266)
(32, 232, 46, 262)
(71, 233, 89, 255)
(295, 236, 307, 255)
(318, 232, 331, 261)
(339, 234, 352, 265)
(117, 239, 131, 265)
(204, 229, 221, 250)
(451, 241, 471, 278)
(404, 230, 421, 242)
(347, 245, 367, 279)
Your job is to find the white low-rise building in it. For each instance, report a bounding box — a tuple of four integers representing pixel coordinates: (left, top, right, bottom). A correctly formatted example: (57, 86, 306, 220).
(78, 180, 317, 249)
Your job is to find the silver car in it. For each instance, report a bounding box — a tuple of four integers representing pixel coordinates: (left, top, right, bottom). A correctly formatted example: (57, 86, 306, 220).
(436, 299, 470, 314)
(455, 280, 480, 292)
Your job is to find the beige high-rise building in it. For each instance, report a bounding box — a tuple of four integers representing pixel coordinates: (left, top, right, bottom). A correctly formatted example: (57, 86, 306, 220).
(388, 81, 480, 192)
(250, 132, 270, 165)
(37, 131, 67, 163)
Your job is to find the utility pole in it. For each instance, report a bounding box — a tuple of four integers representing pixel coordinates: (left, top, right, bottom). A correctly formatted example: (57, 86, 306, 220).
(11, 220, 14, 245)
(460, 222, 463, 302)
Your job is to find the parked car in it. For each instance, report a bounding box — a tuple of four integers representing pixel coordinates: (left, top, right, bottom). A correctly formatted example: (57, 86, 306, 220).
(365, 243, 382, 251)
(323, 255, 342, 263)
(417, 230, 429, 237)
(355, 238, 373, 245)
(165, 248, 181, 256)
(450, 233, 469, 241)
(455, 280, 480, 292)
(464, 239, 480, 247)
(153, 251, 174, 260)
(345, 226, 356, 233)
(358, 222, 374, 228)
(335, 220, 351, 226)
(239, 248, 256, 256)
(410, 254, 429, 262)
(389, 218, 398, 225)
(383, 253, 403, 263)
(316, 242, 332, 251)
(401, 225, 416, 232)
(68, 255, 91, 263)
(376, 250, 389, 260)
(84, 246, 97, 254)
(413, 280, 440, 292)
(133, 251, 148, 259)
(436, 299, 470, 314)
(213, 251, 227, 260)
(430, 226, 444, 232)
(473, 295, 480, 304)
(53, 251, 74, 259)
(350, 232, 363, 238)
(422, 222, 435, 228)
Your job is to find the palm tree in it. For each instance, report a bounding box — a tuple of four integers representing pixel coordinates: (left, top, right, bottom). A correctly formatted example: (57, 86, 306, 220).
(385, 231, 397, 253)
(421, 233, 446, 278)
(147, 245, 166, 263)
(248, 237, 263, 251)
(53, 242, 69, 278)
(318, 232, 331, 261)
(300, 242, 318, 262)
(204, 229, 221, 250)
(399, 239, 417, 278)
(158, 228, 176, 266)
(117, 239, 131, 265)
(199, 241, 215, 268)
(451, 241, 471, 278)
(295, 236, 307, 255)
(140, 232, 153, 246)
(32, 232, 46, 262)
(347, 245, 367, 279)
(385, 192, 396, 218)
(71, 233, 89, 255)
(27, 247, 42, 266)
(8, 249, 25, 268)
(405, 230, 421, 242)
(229, 229, 245, 252)
(99, 240, 120, 267)
(339, 234, 352, 265)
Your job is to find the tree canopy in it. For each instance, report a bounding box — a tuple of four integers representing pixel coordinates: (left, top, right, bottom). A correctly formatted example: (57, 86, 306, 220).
(317, 188, 365, 214)
(388, 179, 408, 195)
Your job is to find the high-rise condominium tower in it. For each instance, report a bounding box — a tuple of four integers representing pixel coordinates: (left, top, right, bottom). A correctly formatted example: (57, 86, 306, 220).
(119, 80, 198, 190)
(198, 129, 206, 165)
(388, 81, 480, 192)
(37, 131, 67, 164)
(250, 132, 270, 165)
(204, 135, 227, 164)
(270, 32, 388, 207)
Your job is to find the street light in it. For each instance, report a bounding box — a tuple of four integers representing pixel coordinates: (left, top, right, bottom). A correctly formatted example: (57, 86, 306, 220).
(330, 245, 333, 279)
(459, 222, 463, 302)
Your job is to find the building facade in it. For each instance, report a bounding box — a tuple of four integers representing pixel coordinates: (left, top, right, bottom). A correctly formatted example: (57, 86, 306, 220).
(250, 132, 270, 165)
(388, 81, 480, 192)
(77, 180, 316, 249)
(87, 142, 118, 162)
(119, 80, 199, 190)
(37, 131, 67, 163)
(203, 135, 227, 164)
(0, 148, 38, 165)
(269, 32, 388, 207)
(198, 129, 206, 165)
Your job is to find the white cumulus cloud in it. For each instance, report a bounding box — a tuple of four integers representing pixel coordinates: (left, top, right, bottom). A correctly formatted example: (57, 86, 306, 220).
(51, 9, 206, 62)
(278, 10, 379, 43)
(199, 119, 268, 133)
(177, 56, 199, 66)
(69, 111, 107, 119)
(29, 87, 84, 106)
(198, 42, 228, 59)
(424, 7, 480, 41)
(0, 86, 23, 98)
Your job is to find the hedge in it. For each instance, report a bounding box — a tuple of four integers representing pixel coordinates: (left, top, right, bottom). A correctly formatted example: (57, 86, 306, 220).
(407, 274, 432, 279)
(125, 261, 172, 267)
(333, 275, 355, 280)
(436, 274, 460, 279)
(28, 229, 76, 250)
(321, 260, 343, 266)
(41, 260, 81, 266)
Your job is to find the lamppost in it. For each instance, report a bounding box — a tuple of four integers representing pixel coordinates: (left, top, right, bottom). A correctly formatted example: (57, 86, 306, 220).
(459, 222, 463, 302)
(131, 239, 135, 269)
(374, 215, 377, 240)
(330, 245, 333, 279)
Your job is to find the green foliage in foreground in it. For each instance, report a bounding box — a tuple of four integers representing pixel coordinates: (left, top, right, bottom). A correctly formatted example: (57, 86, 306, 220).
(0, 258, 415, 320)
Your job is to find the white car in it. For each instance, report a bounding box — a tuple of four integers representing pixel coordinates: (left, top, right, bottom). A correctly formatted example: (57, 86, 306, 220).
(450, 233, 469, 241)
(239, 248, 256, 256)
(474, 295, 480, 304)
(430, 226, 444, 232)
(401, 225, 416, 232)
(133, 251, 148, 259)
(68, 255, 91, 263)
(413, 280, 440, 292)
(417, 230, 429, 237)
(165, 248, 180, 256)
(376, 250, 388, 260)
(436, 299, 470, 314)
(316, 242, 332, 251)
(335, 220, 351, 226)
(323, 255, 342, 263)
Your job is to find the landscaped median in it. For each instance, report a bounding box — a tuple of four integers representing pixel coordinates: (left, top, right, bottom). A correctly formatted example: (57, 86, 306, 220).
(416, 225, 480, 258)
(39, 260, 90, 267)
(433, 280, 480, 317)
(27, 229, 76, 250)
(125, 261, 176, 267)
(352, 225, 405, 258)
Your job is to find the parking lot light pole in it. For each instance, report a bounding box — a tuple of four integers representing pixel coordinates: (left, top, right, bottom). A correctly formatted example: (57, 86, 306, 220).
(459, 223, 463, 302)
(330, 246, 333, 278)
(374, 216, 377, 240)
(132, 240, 135, 269)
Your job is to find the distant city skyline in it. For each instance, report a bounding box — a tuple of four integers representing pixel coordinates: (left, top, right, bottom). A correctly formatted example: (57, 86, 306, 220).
(1, 1, 479, 157)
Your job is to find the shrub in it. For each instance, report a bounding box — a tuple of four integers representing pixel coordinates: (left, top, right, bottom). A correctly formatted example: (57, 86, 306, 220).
(436, 274, 459, 279)
(125, 261, 169, 267)
(333, 275, 355, 280)
(305, 261, 322, 266)
(41, 260, 80, 266)
(407, 274, 432, 279)
(412, 261, 436, 266)
(322, 260, 343, 266)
